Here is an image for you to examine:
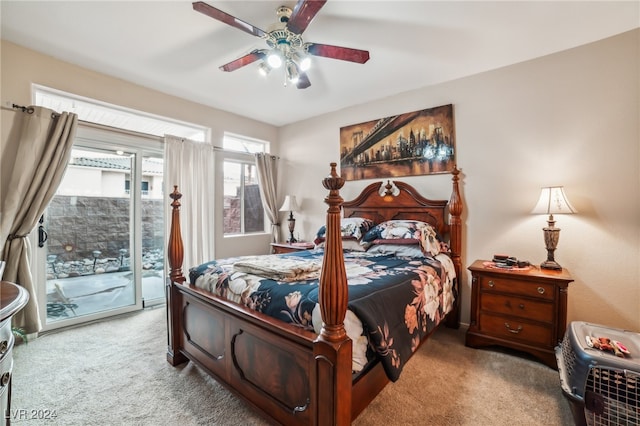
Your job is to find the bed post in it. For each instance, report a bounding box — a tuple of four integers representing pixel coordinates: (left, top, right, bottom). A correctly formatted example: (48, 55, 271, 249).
(166, 186, 187, 366)
(167, 186, 186, 284)
(446, 167, 463, 329)
(313, 163, 352, 425)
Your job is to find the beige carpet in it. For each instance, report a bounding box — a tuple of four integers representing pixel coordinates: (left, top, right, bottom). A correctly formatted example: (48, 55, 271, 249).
(12, 307, 574, 425)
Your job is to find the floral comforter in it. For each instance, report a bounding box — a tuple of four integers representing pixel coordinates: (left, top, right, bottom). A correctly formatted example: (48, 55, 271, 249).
(189, 249, 455, 382)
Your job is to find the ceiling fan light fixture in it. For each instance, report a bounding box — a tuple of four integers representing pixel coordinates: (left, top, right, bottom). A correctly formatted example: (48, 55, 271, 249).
(258, 62, 272, 76)
(286, 60, 300, 84)
(299, 56, 311, 71)
(292, 51, 311, 71)
(267, 52, 282, 69)
(193, 1, 370, 90)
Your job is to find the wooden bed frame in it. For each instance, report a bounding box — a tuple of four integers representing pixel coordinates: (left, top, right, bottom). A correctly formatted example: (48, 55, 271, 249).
(166, 163, 463, 425)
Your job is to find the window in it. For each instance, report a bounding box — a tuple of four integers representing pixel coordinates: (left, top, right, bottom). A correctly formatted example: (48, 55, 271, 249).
(125, 178, 150, 196)
(33, 84, 208, 141)
(223, 133, 269, 154)
(222, 133, 269, 236)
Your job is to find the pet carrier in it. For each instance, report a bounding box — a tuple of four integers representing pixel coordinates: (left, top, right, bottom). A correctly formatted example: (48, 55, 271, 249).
(556, 321, 640, 426)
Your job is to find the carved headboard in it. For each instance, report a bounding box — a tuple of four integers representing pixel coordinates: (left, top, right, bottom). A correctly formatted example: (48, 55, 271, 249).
(340, 170, 463, 329)
(342, 180, 450, 238)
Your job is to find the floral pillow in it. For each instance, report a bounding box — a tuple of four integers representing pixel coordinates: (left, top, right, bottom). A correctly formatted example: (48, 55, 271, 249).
(314, 217, 375, 245)
(362, 220, 442, 256)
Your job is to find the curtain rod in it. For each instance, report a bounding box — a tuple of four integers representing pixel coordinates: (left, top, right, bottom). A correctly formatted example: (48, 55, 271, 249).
(5, 104, 275, 154)
(4, 103, 161, 141)
(2, 103, 58, 119)
(10, 103, 35, 114)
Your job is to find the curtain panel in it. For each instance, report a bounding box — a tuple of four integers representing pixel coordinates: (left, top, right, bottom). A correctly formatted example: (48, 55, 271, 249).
(164, 135, 216, 271)
(254, 153, 280, 244)
(0, 106, 78, 333)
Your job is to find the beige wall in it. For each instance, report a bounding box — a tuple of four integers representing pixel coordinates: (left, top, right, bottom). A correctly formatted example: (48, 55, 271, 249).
(1, 40, 278, 259)
(2, 30, 639, 331)
(278, 29, 640, 330)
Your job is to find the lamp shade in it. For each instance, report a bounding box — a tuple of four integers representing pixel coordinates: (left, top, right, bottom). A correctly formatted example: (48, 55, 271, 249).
(531, 186, 577, 215)
(279, 195, 299, 212)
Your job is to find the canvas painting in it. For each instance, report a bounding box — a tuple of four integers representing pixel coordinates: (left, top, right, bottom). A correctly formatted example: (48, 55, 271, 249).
(339, 104, 455, 181)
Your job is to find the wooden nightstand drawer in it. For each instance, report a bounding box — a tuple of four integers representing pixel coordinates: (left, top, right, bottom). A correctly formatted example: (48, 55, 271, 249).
(466, 260, 574, 369)
(479, 276, 555, 301)
(480, 293, 554, 323)
(478, 313, 553, 346)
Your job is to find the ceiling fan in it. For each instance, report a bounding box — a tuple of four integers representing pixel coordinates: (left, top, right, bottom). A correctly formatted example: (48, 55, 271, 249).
(192, 1, 370, 89)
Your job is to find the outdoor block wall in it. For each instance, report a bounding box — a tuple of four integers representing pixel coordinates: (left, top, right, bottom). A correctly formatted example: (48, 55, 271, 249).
(45, 196, 163, 262)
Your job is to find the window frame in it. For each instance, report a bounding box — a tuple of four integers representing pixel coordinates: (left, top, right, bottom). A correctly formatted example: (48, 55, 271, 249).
(221, 133, 270, 237)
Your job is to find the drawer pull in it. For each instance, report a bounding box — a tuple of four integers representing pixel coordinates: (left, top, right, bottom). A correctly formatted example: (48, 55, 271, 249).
(519, 304, 525, 310)
(504, 323, 523, 334)
(537, 287, 545, 295)
(0, 372, 10, 387)
(0, 340, 7, 354)
(488, 280, 495, 288)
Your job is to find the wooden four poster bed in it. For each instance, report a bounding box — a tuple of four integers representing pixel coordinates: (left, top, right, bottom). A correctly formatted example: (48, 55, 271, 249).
(166, 163, 463, 425)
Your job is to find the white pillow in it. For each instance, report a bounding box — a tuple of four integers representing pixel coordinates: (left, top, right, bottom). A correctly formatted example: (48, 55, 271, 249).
(315, 239, 370, 252)
(366, 244, 425, 258)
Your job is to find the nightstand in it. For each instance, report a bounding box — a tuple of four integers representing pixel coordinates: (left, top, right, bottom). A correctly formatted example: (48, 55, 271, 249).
(465, 259, 574, 369)
(270, 242, 315, 254)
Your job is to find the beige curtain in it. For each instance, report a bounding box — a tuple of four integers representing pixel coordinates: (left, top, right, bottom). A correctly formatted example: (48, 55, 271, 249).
(0, 106, 78, 333)
(255, 153, 280, 243)
(164, 135, 216, 270)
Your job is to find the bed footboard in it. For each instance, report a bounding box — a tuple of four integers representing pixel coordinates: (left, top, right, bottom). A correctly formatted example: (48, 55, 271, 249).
(168, 281, 319, 424)
(165, 164, 354, 425)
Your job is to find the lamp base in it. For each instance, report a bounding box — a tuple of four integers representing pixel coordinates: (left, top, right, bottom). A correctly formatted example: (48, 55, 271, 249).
(541, 223, 562, 270)
(540, 259, 562, 270)
(287, 212, 297, 243)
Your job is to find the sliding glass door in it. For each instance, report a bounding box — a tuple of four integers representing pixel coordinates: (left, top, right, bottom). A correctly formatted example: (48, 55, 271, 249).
(43, 147, 136, 323)
(34, 128, 164, 330)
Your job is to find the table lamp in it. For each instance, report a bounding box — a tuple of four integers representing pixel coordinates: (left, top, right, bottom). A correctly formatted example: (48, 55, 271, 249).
(531, 186, 576, 270)
(279, 195, 299, 243)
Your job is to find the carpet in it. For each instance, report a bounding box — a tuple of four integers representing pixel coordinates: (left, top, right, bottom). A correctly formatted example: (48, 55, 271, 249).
(11, 306, 574, 425)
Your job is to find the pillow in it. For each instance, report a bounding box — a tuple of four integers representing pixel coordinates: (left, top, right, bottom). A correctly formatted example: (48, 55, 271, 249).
(370, 238, 419, 246)
(315, 239, 370, 252)
(314, 217, 374, 245)
(439, 241, 451, 254)
(366, 244, 425, 258)
(362, 220, 442, 256)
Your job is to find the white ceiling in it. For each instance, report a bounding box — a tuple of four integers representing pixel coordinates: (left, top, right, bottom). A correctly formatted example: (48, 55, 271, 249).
(2, 1, 638, 127)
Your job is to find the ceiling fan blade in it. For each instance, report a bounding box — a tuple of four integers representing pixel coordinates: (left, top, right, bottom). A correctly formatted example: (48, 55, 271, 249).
(192, 1, 266, 38)
(287, 0, 327, 35)
(296, 72, 311, 89)
(219, 50, 266, 72)
(306, 43, 370, 64)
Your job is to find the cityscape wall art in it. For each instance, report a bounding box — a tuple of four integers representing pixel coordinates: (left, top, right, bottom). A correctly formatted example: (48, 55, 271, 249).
(339, 104, 455, 181)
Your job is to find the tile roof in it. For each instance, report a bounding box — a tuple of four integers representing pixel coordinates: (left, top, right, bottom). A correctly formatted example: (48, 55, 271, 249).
(70, 157, 163, 174)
